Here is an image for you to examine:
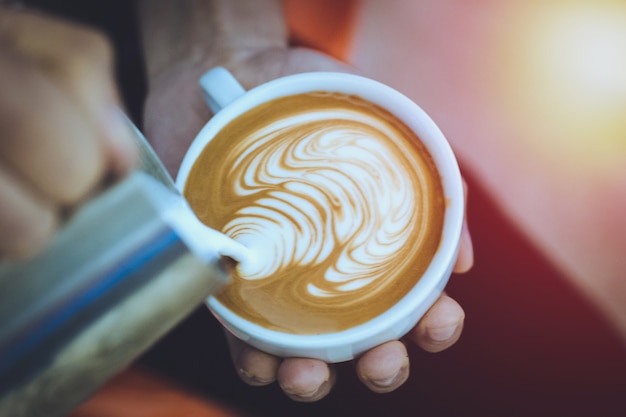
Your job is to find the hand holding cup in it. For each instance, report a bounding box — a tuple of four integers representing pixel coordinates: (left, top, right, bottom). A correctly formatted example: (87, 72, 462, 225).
(176, 67, 473, 398)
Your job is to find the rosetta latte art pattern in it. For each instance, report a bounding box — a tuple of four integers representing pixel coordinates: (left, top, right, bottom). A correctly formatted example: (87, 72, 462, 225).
(225, 111, 423, 292)
(185, 93, 444, 333)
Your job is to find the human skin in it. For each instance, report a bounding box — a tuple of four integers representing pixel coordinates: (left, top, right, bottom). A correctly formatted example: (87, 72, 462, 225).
(0, 7, 136, 259)
(139, 0, 474, 401)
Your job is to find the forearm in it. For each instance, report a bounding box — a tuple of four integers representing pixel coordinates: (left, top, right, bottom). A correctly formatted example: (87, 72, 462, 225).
(138, 0, 287, 84)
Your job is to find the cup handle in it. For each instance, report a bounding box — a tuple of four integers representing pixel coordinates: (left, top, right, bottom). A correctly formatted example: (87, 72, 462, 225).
(199, 67, 247, 114)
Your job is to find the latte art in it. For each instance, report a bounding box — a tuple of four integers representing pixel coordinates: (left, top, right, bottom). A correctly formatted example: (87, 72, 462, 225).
(226, 110, 421, 287)
(185, 92, 445, 333)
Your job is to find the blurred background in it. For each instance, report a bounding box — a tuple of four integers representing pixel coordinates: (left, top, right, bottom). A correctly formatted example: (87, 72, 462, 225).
(21, 0, 626, 416)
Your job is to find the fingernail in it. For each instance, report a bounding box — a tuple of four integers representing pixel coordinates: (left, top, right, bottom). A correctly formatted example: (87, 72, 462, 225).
(369, 370, 403, 388)
(238, 367, 275, 386)
(461, 219, 474, 261)
(234, 347, 279, 386)
(283, 379, 332, 402)
(453, 218, 474, 273)
(100, 104, 139, 172)
(427, 324, 458, 342)
(363, 363, 409, 394)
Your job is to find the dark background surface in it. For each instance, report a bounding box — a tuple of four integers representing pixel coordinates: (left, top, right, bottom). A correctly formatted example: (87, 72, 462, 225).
(21, 1, 626, 416)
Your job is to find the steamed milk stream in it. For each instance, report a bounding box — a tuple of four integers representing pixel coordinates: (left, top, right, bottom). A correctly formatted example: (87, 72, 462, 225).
(184, 92, 444, 334)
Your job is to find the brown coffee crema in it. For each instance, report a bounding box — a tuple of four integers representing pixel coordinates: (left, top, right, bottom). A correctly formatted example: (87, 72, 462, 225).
(184, 92, 445, 334)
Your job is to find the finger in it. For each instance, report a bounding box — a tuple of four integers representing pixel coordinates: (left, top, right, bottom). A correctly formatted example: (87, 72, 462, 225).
(453, 215, 474, 273)
(0, 165, 57, 259)
(453, 178, 474, 273)
(0, 9, 137, 175)
(356, 340, 409, 394)
(277, 358, 336, 402)
(407, 293, 465, 353)
(0, 9, 114, 99)
(224, 332, 279, 386)
(0, 46, 105, 204)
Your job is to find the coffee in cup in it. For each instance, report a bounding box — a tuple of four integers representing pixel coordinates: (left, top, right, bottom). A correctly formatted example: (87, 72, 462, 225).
(177, 67, 463, 362)
(184, 90, 445, 335)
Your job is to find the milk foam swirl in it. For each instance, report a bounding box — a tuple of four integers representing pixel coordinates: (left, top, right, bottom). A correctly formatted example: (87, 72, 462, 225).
(185, 92, 444, 333)
(221, 109, 426, 297)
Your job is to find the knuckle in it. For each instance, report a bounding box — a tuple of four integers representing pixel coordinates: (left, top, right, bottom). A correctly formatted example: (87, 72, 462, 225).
(0, 78, 106, 204)
(75, 29, 113, 61)
(64, 29, 114, 73)
(0, 205, 57, 260)
(3, 232, 52, 260)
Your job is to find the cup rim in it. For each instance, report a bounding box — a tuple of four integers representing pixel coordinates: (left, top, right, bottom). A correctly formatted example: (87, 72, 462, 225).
(176, 71, 464, 357)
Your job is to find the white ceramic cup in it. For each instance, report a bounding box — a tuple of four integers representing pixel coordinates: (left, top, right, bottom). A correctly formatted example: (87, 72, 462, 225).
(176, 67, 464, 363)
